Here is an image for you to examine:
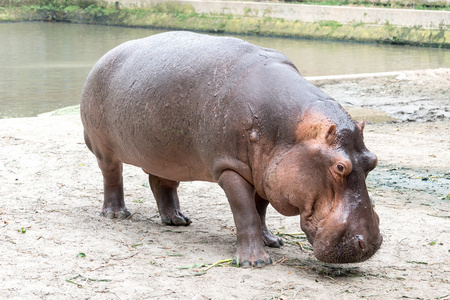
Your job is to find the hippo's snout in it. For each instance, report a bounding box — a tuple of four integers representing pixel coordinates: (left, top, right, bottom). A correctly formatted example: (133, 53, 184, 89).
(311, 217, 383, 264)
(312, 233, 382, 264)
(301, 199, 382, 264)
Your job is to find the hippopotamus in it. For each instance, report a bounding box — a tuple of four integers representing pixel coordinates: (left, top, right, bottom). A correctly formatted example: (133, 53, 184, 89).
(81, 31, 382, 268)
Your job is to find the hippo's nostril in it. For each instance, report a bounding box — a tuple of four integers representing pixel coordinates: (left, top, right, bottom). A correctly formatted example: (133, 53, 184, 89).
(358, 238, 365, 250)
(356, 236, 366, 251)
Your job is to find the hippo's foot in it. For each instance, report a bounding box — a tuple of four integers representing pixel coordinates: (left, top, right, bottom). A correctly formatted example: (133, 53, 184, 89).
(101, 207, 131, 220)
(160, 209, 192, 226)
(262, 227, 284, 248)
(100, 207, 131, 220)
(232, 248, 273, 269)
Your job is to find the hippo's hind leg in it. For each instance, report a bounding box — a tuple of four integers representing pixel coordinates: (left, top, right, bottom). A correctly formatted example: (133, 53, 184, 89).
(84, 132, 131, 220)
(255, 193, 284, 248)
(148, 174, 192, 226)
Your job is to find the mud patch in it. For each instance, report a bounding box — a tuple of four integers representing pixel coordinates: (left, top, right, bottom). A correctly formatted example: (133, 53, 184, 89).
(344, 106, 396, 123)
(368, 165, 450, 199)
(315, 68, 450, 123)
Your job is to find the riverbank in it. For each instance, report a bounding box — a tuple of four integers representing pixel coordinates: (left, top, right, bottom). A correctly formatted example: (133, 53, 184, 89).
(1, 69, 449, 298)
(0, 0, 449, 47)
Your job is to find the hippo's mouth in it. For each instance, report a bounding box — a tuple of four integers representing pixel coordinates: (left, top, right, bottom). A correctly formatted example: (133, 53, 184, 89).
(300, 191, 382, 264)
(300, 208, 383, 264)
(312, 232, 383, 264)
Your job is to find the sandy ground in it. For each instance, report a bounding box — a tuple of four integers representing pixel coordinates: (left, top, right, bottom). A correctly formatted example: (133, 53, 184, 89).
(0, 69, 449, 299)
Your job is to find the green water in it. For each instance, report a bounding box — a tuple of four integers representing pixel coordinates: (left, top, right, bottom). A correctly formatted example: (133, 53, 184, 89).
(0, 22, 448, 118)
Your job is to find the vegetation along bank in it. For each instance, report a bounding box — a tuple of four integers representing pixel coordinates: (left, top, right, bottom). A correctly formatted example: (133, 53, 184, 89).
(0, 0, 449, 47)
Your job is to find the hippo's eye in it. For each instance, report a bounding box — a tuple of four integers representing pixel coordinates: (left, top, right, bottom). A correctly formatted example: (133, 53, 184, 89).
(332, 160, 352, 178)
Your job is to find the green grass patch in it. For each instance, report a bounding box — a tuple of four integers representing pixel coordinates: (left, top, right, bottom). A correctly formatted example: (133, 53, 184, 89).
(318, 20, 343, 29)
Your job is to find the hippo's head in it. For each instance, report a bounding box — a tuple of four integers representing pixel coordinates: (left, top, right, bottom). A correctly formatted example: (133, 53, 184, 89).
(263, 110, 382, 263)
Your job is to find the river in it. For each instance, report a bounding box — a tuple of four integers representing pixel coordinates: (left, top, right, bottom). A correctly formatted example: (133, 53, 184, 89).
(0, 22, 448, 118)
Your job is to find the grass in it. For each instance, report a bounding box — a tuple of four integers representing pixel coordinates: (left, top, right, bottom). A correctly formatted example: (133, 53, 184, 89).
(274, 228, 314, 251)
(170, 258, 232, 277)
(133, 197, 145, 203)
(352, 22, 365, 28)
(318, 20, 343, 31)
(66, 274, 111, 287)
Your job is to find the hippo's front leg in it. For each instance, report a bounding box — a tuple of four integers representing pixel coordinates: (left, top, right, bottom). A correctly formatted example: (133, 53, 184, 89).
(218, 170, 273, 268)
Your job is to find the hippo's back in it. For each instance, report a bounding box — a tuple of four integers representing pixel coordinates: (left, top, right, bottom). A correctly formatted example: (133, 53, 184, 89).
(80, 31, 295, 181)
(81, 31, 289, 127)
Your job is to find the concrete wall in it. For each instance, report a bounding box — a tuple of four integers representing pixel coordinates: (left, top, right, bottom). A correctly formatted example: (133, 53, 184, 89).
(111, 0, 450, 29)
(301, 0, 450, 6)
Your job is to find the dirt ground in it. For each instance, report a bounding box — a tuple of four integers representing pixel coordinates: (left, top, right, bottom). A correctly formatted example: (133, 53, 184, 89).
(0, 69, 449, 299)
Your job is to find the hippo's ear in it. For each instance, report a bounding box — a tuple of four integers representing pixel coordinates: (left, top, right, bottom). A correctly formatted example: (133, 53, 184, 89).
(324, 124, 337, 145)
(296, 113, 336, 143)
(357, 119, 366, 138)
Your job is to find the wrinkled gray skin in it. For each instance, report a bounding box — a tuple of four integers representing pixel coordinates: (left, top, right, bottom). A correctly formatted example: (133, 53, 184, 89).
(81, 31, 382, 268)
